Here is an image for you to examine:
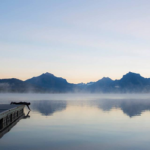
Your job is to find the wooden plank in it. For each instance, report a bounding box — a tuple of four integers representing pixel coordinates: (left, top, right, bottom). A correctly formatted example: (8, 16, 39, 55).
(0, 105, 25, 117)
(0, 104, 23, 112)
(0, 104, 25, 132)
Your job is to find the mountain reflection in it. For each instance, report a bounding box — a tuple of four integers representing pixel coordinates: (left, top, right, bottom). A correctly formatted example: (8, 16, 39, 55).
(31, 98, 150, 117)
(31, 100, 67, 116)
(92, 99, 150, 117)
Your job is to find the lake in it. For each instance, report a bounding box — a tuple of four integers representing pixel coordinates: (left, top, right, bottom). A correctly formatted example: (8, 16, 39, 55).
(0, 93, 150, 150)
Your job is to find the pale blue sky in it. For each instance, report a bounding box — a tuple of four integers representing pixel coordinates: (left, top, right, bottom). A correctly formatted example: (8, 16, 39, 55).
(1, 0, 150, 83)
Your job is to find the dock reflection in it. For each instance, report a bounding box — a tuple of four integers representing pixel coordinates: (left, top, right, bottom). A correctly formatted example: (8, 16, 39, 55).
(22, 111, 30, 119)
(0, 111, 30, 139)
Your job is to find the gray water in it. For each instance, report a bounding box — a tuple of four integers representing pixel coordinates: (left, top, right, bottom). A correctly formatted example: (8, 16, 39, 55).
(0, 93, 150, 150)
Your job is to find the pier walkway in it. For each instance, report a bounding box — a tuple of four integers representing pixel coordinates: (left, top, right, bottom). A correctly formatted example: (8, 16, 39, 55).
(0, 104, 25, 132)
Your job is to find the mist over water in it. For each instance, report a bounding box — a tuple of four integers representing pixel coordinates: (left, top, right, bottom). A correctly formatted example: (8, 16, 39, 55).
(1, 93, 150, 101)
(1, 93, 150, 150)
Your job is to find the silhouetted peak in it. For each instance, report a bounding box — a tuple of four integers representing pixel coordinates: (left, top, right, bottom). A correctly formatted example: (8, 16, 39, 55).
(121, 72, 142, 80)
(0, 78, 23, 82)
(98, 77, 113, 82)
(127, 72, 140, 75)
(42, 72, 54, 77)
(102, 77, 112, 80)
(119, 72, 147, 87)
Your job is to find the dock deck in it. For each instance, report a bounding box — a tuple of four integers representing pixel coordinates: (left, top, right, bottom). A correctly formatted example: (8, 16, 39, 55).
(0, 104, 25, 132)
(0, 104, 23, 113)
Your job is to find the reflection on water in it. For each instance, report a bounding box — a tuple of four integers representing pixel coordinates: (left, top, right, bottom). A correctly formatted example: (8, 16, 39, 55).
(31, 100, 67, 116)
(0, 111, 30, 139)
(90, 99, 150, 117)
(0, 94, 150, 150)
(30, 99, 150, 118)
(22, 111, 30, 119)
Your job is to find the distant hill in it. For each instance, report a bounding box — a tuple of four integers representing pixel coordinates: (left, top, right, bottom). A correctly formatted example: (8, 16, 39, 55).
(87, 72, 150, 93)
(87, 77, 114, 92)
(25, 72, 74, 92)
(1, 72, 150, 93)
(0, 78, 41, 92)
(116, 72, 150, 92)
(119, 72, 149, 86)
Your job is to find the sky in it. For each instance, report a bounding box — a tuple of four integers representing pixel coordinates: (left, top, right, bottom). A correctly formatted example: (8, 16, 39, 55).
(1, 0, 150, 83)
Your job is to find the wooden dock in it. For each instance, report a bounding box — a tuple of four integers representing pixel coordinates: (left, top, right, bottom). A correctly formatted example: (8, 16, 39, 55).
(0, 104, 25, 132)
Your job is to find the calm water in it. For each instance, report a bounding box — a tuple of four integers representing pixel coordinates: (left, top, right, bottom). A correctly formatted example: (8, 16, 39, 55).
(0, 94, 150, 150)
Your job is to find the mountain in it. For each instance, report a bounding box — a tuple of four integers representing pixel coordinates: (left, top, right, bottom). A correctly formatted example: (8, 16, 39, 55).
(0, 78, 40, 92)
(1, 72, 150, 93)
(87, 72, 150, 93)
(119, 72, 149, 86)
(87, 77, 114, 92)
(25, 72, 74, 92)
(113, 72, 150, 92)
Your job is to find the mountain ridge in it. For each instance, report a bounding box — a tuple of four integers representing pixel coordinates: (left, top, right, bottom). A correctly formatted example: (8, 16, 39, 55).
(0, 72, 150, 93)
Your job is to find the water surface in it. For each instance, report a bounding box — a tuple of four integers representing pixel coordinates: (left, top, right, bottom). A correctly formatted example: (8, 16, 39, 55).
(0, 94, 150, 150)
